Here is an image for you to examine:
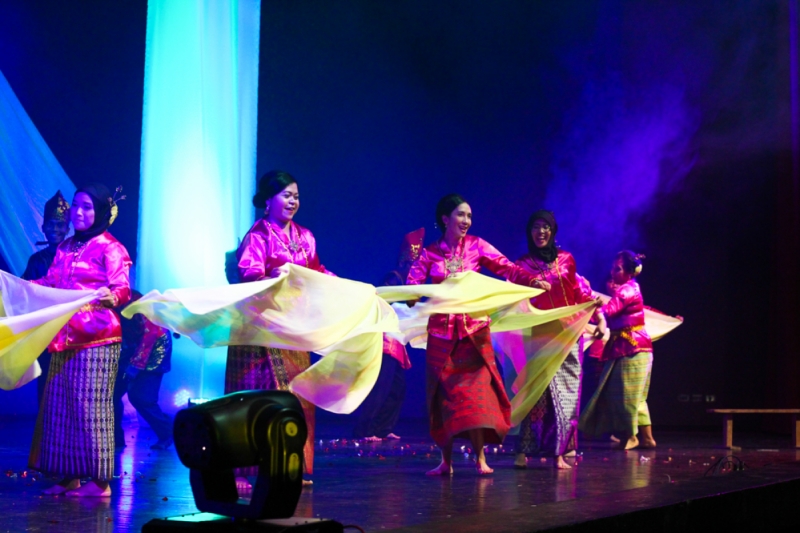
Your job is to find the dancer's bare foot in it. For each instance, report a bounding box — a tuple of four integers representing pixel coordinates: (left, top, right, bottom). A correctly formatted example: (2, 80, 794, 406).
(302, 479, 313, 487)
(613, 435, 639, 450)
(66, 480, 111, 497)
(638, 425, 656, 448)
(385, 433, 401, 440)
(609, 435, 621, 443)
(363, 435, 382, 442)
(514, 453, 527, 469)
(475, 458, 494, 475)
(555, 455, 572, 470)
(235, 476, 252, 494)
(43, 478, 80, 495)
(426, 461, 453, 476)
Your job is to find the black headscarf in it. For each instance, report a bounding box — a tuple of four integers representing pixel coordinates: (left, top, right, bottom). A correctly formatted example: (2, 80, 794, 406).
(526, 210, 559, 263)
(73, 183, 113, 243)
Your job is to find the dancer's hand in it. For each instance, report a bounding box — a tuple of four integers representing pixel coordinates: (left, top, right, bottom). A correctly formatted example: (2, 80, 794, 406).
(269, 264, 291, 278)
(406, 299, 418, 308)
(535, 280, 552, 291)
(593, 316, 607, 339)
(97, 287, 116, 308)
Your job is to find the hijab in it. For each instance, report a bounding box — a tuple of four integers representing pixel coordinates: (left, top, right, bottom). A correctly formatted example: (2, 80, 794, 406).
(73, 183, 113, 243)
(526, 209, 559, 264)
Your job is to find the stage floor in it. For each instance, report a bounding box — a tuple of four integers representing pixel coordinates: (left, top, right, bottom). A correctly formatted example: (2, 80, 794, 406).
(1, 416, 799, 532)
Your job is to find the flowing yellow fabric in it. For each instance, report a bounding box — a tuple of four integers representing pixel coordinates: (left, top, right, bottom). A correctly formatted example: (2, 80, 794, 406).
(0, 270, 101, 390)
(582, 291, 683, 348)
(378, 271, 596, 425)
(493, 304, 595, 425)
(122, 264, 398, 414)
(497, 290, 682, 427)
(379, 270, 550, 348)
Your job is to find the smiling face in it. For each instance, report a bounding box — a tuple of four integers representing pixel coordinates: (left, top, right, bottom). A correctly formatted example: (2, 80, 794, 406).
(42, 218, 69, 246)
(530, 218, 553, 249)
(442, 202, 472, 240)
(610, 258, 631, 285)
(266, 182, 300, 224)
(71, 192, 96, 232)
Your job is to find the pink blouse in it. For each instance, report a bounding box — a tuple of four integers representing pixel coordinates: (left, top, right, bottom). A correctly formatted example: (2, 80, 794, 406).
(406, 235, 540, 340)
(516, 250, 595, 310)
(34, 232, 132, 352)
(601, 279, 653, 360)
(237, 218, 332, 282)
(383, 335, 411, 370)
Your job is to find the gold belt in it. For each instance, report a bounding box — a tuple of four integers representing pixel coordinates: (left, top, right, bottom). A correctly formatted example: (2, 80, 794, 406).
(78, 303, 107, 312)
(610, 325, 644, 348)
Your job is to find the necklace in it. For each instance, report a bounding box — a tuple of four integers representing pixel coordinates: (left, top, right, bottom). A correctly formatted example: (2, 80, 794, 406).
(439, 238, 464, 277)
(65, 239, 89, 288)
(269, 223, 309, 266)
(530, 254, 570, 308)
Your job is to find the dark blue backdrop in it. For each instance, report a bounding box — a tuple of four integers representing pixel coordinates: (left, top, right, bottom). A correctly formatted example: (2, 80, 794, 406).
(1, 1, 797, 429)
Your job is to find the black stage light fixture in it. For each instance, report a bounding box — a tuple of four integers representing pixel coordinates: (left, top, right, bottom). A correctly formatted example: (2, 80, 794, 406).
(142, 390, 344, 532)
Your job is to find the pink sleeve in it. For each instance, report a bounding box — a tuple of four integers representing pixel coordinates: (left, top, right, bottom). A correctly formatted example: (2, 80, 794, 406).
(31, 260, 59, 288)
(602, 284, 633, 319)
(569, 259, 594, 305)
(238, 232, 268, 282)
(478, 239, 538, 287)
(406, 250, 431, 285)
(105, 241, 132, 307)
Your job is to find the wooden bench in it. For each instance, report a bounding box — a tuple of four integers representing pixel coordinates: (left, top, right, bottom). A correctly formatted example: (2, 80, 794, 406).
(707, 409, 800, 450)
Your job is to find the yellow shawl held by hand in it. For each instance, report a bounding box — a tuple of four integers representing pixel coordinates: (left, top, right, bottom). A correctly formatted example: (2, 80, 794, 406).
(0, 270, 102, 390)
(122, 264, 398, 414)
(1, 264, 595, 420)
(379, 271, 595, 425)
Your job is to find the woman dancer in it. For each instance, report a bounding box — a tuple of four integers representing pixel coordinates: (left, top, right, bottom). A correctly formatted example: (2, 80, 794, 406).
(30, 183, 132, 497)
(406, 194, 550, 475)
(579, 251, 655, 450)
(512, 210, 602, 469)
(226, 170, 331, 488)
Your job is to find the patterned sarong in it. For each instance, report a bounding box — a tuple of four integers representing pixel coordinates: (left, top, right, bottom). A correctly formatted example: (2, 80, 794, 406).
(426, 328, 511, 447)
(29, 344, 120, 480)
(516, 342, 581, 456)
(224, 345, 315, 475)
(579, 352, 652, 437)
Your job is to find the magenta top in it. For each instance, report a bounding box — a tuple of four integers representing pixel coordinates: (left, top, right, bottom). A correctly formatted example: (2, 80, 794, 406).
(383, 335, 411, 369)
(515, 250, 595, 310)
(406, 235, 540, 340)
(237, 218, 332, 282)
(33, 232, 132, 352)
(601, 279, 653, 360)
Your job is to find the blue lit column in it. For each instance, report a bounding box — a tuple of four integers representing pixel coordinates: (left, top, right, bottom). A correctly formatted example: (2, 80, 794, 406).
(138, 0, 261, 404)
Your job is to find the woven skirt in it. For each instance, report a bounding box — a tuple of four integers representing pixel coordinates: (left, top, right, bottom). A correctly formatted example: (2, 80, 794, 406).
(29, 344, 120, 480)
(579, 352, 653, 437)
(225, 345, 315, 475)
(516, 342, 582, 457)
(426, 328, 511, 447)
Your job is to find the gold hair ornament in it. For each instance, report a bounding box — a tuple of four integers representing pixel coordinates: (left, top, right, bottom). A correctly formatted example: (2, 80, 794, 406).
(108, 186, 127, 226)
(633, 253, 645, 276)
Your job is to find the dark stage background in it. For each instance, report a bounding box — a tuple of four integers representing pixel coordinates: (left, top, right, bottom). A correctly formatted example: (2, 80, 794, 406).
(1, 1, 798, 430)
